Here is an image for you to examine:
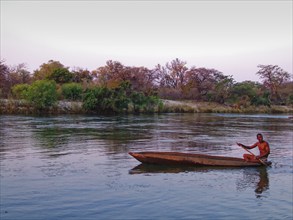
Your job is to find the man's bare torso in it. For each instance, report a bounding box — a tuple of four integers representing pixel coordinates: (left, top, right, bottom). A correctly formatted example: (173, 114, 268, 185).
(256, 141, 270, 158)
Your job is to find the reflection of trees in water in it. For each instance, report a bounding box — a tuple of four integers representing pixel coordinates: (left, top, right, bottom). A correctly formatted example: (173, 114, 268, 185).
(236, 167, 269, 198)
(34, 127, 70, 149)
(33, 125, 153, 156)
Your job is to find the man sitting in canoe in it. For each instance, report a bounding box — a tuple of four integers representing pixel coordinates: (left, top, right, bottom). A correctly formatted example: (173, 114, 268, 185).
(237, 133, 270, 162)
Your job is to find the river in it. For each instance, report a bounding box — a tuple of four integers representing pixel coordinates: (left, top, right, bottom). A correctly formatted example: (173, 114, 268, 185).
(0, 114, 292, 219)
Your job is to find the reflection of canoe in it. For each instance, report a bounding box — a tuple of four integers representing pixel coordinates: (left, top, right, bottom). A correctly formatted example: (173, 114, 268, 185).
(129, 164, 197, 174)
(129, 164, 234, 175)
(129, 152, 268, 167)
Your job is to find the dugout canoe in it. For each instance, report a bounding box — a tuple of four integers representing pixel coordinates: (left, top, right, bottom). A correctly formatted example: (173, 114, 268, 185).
(129, 152, 270, 167)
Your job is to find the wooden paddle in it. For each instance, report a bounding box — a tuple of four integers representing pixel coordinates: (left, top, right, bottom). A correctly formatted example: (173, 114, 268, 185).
(237, 143, 268, 166)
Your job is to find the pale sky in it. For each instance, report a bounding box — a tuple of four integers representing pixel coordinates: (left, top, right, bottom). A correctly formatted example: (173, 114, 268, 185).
(1, 0, 292, 82)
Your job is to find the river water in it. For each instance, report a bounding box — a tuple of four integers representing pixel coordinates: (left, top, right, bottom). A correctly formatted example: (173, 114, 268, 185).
(0, 114, 292, 220)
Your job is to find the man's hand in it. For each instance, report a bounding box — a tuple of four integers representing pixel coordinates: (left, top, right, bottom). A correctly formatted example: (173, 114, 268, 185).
(236, 142, 243, 147)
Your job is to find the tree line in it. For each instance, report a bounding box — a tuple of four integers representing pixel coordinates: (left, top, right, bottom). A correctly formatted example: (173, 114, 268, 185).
(0, 59, 292, 113)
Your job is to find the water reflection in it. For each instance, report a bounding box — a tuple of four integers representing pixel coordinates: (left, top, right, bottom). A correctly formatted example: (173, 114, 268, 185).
(129, 164, 210, 174)
(254, 168, 269, 197)
(236, 167, 269, 198)
(129, 164, 269, 198)
(31, 116, 155, 153)
(34, 127, 70, 149)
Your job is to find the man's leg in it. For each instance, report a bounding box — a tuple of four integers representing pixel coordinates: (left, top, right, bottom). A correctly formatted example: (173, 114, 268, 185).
(243, 154, 254, 161)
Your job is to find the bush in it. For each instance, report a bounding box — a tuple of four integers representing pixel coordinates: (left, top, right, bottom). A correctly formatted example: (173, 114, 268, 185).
(82, 87, 113, 111)
(287, 94, 293, 105)
(130, 92, 163, 113)
(26, 80, 57, 109)
(12, 84, 30, 99)
(112, 86, 130, 112)
(62, 83, 83, 100)
(82, 87, 100, 111)
(145, 95, 163, 112)
(83, 84, 131, 113)
(82, 83, 163, 113)
(131, 92, 147, 112)
(251, 91, 271, 107)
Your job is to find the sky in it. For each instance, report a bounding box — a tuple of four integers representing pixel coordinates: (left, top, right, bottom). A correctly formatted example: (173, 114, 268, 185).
(1, 0, 292, 82)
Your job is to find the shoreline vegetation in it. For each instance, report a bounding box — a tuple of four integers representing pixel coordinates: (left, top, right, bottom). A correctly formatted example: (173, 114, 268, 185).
(1, 59, 292, 115)
(1, 99, 292, 115)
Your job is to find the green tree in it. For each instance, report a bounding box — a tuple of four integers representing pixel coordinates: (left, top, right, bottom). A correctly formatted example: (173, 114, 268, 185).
(230, 81, 272, 107)
(82, 87, 100, 111)
(62, 83, 83, 100)
(251, 91, 271, 107)
(231, 81, 260, 98)
(49, 68, 73, 84)
(230, 81, 262, 105)
(26, 80, 57, 109)
(112, 82, 131, 112)
(83, 82, 162, 113)
(212, 75, 234, 103)
(130, 92, 162, 113)
(33, 60, 66, 81)
(12, 84, 30, 99)
(278, 81, 293, 105)
(82, 87, 114, 112)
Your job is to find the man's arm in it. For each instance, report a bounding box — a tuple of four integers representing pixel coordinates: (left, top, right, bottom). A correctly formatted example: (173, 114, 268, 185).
(237, 142, 258, 149)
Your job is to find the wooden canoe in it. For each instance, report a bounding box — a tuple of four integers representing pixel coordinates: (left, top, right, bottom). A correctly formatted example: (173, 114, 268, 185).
(129, 151, 269, 167)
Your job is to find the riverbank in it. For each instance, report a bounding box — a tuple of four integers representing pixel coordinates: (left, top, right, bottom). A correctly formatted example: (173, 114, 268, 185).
(162, 100, 293, 114)
(0, 99, 293, 115)
(0, 99, 85, 115)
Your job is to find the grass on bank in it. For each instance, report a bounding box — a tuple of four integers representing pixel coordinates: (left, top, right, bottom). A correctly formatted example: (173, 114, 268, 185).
(1, 98, 292, 115)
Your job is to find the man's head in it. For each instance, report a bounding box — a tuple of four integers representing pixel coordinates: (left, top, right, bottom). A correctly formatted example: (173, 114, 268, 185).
(257, 133, 263, 142)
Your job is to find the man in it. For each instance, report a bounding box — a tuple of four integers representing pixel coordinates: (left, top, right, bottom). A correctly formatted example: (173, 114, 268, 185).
(237, 133, 270, 162)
